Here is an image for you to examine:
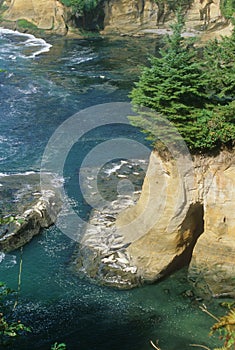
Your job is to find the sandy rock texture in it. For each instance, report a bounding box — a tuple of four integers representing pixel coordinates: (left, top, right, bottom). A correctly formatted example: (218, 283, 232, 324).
(77, 149, 235, 297)
(3, 0, 68, 34)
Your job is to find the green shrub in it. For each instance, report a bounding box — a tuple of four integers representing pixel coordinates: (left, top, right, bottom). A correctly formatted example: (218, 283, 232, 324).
(17, 19, 38, 30)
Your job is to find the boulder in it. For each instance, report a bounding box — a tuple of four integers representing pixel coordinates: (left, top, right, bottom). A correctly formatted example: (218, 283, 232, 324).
(0, 172, 62, 252)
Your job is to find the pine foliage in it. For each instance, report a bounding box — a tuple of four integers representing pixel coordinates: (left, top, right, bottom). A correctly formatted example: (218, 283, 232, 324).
(130, 13, 235, 152)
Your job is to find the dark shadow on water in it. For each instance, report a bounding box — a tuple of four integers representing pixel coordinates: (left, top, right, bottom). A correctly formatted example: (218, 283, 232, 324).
(10, 299, 161, 350)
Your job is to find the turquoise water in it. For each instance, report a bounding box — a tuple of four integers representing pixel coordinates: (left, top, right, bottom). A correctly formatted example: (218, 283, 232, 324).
(0, 28, 225, 349)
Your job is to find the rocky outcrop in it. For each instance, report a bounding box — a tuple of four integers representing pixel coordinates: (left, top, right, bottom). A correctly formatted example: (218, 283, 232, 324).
(76, 149, 235, 297)
(72, 159, 148, 289)
(188, 152, 235, 298)
(0, 173, 62, 252)
(102, 0, 232, 40)
(103, 0, 158, 33)
(0, 0, 233, 39)
(2, 0, 68, 35)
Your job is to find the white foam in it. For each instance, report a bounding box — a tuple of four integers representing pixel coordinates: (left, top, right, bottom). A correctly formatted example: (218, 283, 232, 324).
(0, 170, 39, 178)
(104, 163, 123, 176)
(0, 27, 52, 58)
(0, 253, 17, 268)
(0, 252, 5, 263)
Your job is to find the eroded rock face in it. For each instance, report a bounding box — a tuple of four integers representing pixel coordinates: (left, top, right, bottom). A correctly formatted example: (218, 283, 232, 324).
(103, 0, 158, 32)
(124, 150, 235, 296)
(1, 0, 232, 38)
(3, 0, 68, 35)
(102, 0, 231, 39)
(188, 152, 235, 298)
(0, 172, 62, 252)
(115, 151, 200, 283)
(76, 149, 235, 296)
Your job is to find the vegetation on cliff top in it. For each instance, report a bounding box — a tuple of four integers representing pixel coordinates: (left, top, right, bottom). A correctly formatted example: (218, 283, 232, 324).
(60, 0, 102, 16)
(130, 13, 235, 153)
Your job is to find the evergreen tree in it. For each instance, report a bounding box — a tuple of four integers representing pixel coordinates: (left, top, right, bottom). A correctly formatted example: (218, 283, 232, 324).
(130, 13, 235, 152)
(203, 28, 235, 101)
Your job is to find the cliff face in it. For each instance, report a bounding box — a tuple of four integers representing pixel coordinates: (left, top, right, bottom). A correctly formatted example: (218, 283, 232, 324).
(76, 150, 235, 297)
(1, 0, 233, 38)
(189, 152, 235, 297)
(102, 0, 231, 40)
(103, 0, 158, 32)
(123, 150, 235, 296)
(2, 0, 68, 35)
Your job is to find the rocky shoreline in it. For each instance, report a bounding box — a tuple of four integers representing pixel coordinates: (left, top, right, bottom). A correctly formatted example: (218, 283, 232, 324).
(72, 149, 235, 298)
(0, 0, 233, 42)
(72, 159, 148, 289)
(0, 172, 62, 252)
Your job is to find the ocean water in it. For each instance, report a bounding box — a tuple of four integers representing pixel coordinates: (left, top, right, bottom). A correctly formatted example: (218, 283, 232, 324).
(0, 28, 224, 350)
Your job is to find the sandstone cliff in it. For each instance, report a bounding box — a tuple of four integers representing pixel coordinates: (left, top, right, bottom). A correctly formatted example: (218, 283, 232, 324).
(0, 0, 233, 39)
(102, 0, 233, 41)
(76, 149, 235, 297)
(1, 0, 68, 35)
(120, 150, 235, 297)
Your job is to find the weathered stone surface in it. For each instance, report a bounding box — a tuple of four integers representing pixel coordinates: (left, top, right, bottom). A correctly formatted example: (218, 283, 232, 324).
(76, 149, 235, 296)
(3, 0, 68, 35)
(72, 159, 148, 289)
(103, 0, 158, 32)
(188, 152, 235, 298)
(102, 0, 232, 41)
(116, 151, 202, 284)
(1, 0, 233, 38)
(0, 172, 62, 252)
(119, 150, 235, 296)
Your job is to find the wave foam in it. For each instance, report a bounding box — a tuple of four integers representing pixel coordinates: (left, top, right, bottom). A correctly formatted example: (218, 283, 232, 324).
(0, 252, 5, 263)
(0, 171, 39, 177)
(0, 27, 52, 58)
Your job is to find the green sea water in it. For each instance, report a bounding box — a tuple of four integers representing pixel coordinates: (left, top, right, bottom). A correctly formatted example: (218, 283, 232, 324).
(0, 28, 229, 349)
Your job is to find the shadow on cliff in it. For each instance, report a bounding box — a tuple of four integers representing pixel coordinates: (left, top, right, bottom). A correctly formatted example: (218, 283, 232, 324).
(160, 203, 204, 279)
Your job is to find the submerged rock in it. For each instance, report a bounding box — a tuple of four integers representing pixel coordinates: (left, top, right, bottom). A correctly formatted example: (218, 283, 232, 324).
(0, 172, 62, 252)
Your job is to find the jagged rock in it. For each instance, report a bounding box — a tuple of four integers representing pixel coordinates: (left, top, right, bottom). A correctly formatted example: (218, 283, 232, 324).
(0, 173, 62, 252)
(72, 159, 148, 289)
